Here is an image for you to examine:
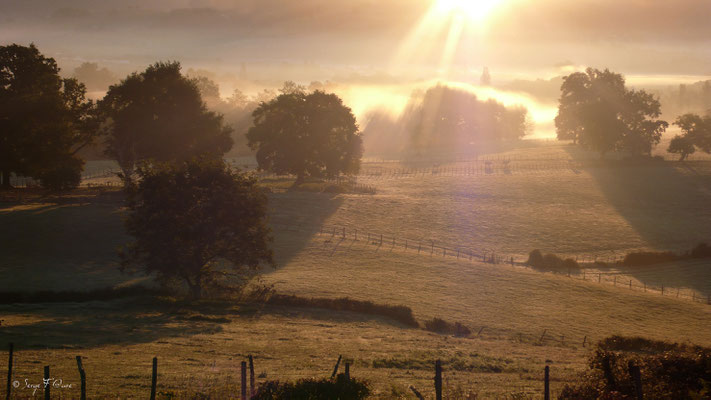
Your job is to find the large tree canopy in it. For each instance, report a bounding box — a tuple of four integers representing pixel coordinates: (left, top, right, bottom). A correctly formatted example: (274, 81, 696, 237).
(668, 113, 711, 161)
(409, 85, 528, 153)
(120, 157, 274, 299)
(0, 43, 97, 189)
(246, 90, 363, 183)
(99, 62, 233, 181)
(555, 68, 668, 156)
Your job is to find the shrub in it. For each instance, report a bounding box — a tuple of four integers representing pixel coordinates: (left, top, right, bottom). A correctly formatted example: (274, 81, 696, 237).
(424, 318, 471, 337)
(37, 156, 83, 191)
(253, 375, 370, 400)
(622, 251, 679, 267)
(526, 249, 544, 268)
(559, 336, 711, 399)
(691, 242, 711, 259)
(266, 294, 419, 328)
(527, 250, 579, 272)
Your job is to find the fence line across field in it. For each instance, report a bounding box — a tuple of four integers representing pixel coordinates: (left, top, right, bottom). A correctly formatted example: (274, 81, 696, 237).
(269, 220, 711, 306)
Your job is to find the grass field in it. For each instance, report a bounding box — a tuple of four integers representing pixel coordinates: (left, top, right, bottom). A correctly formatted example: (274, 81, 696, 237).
(2, 142, 711, 398)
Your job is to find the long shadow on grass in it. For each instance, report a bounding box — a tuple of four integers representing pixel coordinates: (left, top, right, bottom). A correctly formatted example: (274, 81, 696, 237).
(566, 147, 711, 294)
(265, 188, 344, 269)
(0, 195, 131, 292)
(0, 297, 409, 349)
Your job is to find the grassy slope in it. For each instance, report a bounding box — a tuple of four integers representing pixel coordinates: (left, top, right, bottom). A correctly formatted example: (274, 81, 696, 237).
(2, 143, 711, 397)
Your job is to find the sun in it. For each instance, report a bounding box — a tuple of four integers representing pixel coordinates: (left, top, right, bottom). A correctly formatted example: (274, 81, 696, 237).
(434, 0, 504, 21)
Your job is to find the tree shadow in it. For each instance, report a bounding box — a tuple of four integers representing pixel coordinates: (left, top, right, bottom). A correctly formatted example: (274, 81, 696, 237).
(565, 147, 711, 292)
(0, 297, 409, 349)
(266, 190, 344, 269)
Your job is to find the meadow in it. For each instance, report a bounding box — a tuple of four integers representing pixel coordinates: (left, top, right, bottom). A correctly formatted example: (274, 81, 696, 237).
(2, 142, 711, 398)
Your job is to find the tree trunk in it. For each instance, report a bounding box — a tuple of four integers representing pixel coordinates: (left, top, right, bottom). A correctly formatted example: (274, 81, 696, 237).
(187, 277, 202, 300)
(1, 170, 11, 189)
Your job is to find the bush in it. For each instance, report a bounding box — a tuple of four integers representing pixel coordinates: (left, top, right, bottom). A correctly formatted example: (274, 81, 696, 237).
(622, 251, 679, 267)
(424, 318, 471, 337)
(691, 242, 711, 259)
(253, 375, 370, 400)
(526, 249, 544, 268)
(37, 156, 83, 191)
(266, 294, 419, 328)
(527, 250, 579, 271)
(559, 336, 711, 399)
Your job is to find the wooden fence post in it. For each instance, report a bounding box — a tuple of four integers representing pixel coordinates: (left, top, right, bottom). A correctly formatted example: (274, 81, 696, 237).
(582, 336, 587, 347)
(150, 357, 157, 400)
(434, 360, 442, 400)
(44, 365, 50, 400)
(477, 327, 484, 337)
(249, 355, 255, 399)
(661, 285, 664, 295)
(76, 356, 86, 400)
(544, 365, 550, 400)
(540, 329, 547, 342)
(345, 362, 350, 381)
(6, 343, 12, 400)
(241, 361, 247, 400)
(331, 355, 342, 378)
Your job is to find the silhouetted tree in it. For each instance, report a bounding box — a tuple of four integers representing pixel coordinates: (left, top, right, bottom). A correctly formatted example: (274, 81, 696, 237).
(247, 90, 363, 184)
(668, 113, 711, 160)
(120, 157, 273, 299)
(555, 68, 667, 156)
(408, 85, 528, 154)
(0, 44, 98, 189)
(98, 62, 233, 183)
(667, 135, 695, 161)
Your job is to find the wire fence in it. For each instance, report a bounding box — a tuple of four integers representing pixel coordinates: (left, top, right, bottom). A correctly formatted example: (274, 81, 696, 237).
(268, 219, 711, 306)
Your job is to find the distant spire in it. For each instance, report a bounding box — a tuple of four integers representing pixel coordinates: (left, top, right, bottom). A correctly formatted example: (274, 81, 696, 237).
(480, 67, 491, 86)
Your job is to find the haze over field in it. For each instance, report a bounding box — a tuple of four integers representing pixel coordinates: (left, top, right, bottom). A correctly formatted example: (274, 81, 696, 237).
(4, 1, 711, 398)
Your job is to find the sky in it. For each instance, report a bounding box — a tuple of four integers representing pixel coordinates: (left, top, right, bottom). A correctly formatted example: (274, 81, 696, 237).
(1, 0, 710, 139)
(2, 0, 710, 80)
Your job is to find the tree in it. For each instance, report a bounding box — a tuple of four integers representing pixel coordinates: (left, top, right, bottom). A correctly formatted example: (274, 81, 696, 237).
(247, 90, 363, 184)
(668, 113, 711, 160)
(98, 61, 233, 182)
(407, 85, 528, 154)
(120, 157, 274, 299)
(555, 68, 667, 156)
(0, 43, 98, 189)
(667, 135, 695, 161)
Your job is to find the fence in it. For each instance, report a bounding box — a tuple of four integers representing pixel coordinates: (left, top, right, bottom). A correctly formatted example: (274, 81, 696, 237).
(4, 343, 648, 400)
(268, 219, 711, 306)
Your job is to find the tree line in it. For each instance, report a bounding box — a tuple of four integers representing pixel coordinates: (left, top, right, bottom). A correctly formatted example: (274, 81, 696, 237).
(555, 67, 711, 160)
(0, 44, 364, 190)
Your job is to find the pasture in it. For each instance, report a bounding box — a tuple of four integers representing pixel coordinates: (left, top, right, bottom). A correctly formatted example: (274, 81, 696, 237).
(2, 142, 711, 398)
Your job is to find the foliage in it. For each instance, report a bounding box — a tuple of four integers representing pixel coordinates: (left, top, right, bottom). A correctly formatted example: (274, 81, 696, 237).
(247, 90, 363, 183)
(120, 157, 273, 299)
(72, 62, 117, 91)
(527, 250, 579, 271)
(424, 317, 472, 336)
(668, 113, 711, 160)
(691, 242, 711, 259)
(265, 293, 419, 328)
(559, 336, 711, 399)
(253, 375, 370, 400)
(408, 85, 528, 153)
(555, 68, 668, 156)
(622, 251, 680, 267)
(667, 135, 696, 161)
(0, 43, 98, 189)
(99, 62, 233, 182)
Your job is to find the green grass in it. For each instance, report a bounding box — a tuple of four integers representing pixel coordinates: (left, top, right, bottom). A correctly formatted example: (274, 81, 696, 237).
(2, 142, 711, 397)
